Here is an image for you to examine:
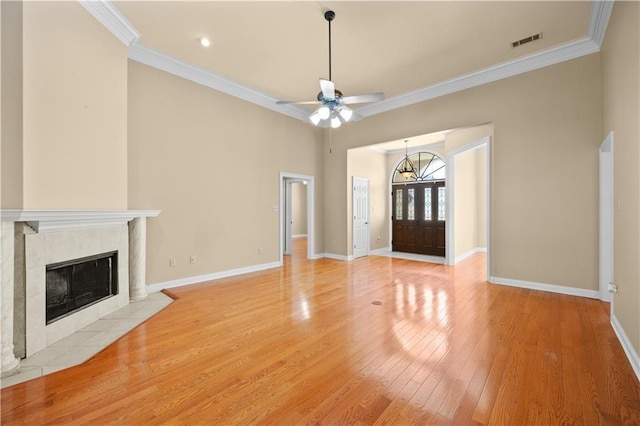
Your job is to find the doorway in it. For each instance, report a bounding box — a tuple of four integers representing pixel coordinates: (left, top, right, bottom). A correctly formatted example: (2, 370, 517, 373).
(390, 151, 447, 257)
(279, 173, 314, 263)
(445, 136, 491, 280)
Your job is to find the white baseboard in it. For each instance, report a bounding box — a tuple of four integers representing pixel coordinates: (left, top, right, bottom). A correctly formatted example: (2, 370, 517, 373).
(369, 247, 390, 255)
(292, 234, 308, 239)
(489, 276, 600, 299)
(611, 313, 640, 382)
(147, 261, 281, 293)
(303, 252, 349, 261)
(454, 247, 486, 264)
(323, 253, 354, 261)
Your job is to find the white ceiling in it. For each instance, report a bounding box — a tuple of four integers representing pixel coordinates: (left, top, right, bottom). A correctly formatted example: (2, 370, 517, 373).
(114, 1, 592, 104)
(85, 1, 609, 131)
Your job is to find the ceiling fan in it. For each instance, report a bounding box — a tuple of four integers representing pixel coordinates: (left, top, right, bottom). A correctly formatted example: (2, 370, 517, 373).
(276, 10, 385, 128)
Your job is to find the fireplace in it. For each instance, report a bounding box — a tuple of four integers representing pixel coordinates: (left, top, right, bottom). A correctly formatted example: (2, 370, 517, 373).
(0, 210, 159, 368)
(19, 224, 132, 357)
(46, 251, 119, 324)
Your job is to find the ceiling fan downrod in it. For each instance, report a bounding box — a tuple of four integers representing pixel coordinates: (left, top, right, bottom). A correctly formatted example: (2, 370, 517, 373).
(325, 10, 335, 81)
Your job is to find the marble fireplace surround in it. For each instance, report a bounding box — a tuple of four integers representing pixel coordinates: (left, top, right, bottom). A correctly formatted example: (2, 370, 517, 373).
(1, 209, 159, 374)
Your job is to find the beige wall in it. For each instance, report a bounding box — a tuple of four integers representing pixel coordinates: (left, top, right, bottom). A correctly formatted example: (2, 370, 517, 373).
(324, 132, 348, 255)
(21, 2, 128, 209)
(1, 1, 24, 208)
(325, 53, 602, 291)
(450, 145, 488, 259)
(476, 145, 487, 248)
(292, 182, 307, 236)
(347, 147, 388, 253)
(445, 124, 493, 153)
(128, 61, 323, 285)
(454, 148, 477, 258)
(601, 2, 640, 357)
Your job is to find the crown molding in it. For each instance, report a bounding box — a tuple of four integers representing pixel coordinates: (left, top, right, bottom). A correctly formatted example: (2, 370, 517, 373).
(78, 0, 139, 46)
(128, 44, 311, 123)
(354, 36, 599, 119)
(0, 209, 160, 233)
(588, 0, 615, 46)
(354, 0, 611, 120)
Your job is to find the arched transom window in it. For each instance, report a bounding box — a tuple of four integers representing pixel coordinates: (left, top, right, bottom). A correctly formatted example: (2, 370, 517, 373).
(393, 152, 446, 183)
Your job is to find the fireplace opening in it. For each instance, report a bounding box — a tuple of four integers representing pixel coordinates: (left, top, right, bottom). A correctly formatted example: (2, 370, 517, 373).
(46, 251, 118, 324)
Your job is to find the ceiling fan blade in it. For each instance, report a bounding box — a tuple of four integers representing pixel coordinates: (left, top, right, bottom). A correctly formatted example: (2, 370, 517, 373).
(319, 78, 335, 100)
(341, 92, 385, 105)
(276, 100, 321, 105)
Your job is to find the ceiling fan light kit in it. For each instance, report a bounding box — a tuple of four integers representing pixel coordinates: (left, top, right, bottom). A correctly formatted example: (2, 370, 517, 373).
(276, 10, 384, 128)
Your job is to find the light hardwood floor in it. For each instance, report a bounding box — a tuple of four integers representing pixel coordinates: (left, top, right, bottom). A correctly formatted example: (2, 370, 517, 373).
(2, 238, 639, 424)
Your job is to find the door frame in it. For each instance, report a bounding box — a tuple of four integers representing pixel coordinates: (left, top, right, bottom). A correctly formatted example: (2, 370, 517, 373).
(279, 172, 314, 263)
(445, 136, 491, 281)
(284, 181, 294, 255)
(599, 131, 614, 304)
(352, 176, 370, 259)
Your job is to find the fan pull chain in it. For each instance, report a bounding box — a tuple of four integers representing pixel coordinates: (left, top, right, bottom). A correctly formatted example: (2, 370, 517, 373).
(329, 127, 333, 154)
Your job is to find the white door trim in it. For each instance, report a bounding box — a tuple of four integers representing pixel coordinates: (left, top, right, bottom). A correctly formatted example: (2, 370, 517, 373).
(599, 132, 614, 304)
(279, 172, 314, 263)
(284, 181, 293, 255)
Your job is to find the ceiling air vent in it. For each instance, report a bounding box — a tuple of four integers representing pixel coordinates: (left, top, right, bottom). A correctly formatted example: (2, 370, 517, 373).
(512, 32, 543, 48)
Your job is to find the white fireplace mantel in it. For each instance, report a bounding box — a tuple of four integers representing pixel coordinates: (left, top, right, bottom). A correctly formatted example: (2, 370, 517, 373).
(1, 209, 160, 371)
(0, 210, 160, 233)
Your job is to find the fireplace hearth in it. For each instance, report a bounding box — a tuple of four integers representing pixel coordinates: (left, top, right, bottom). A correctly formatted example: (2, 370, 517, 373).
(46, 251, 118, 324)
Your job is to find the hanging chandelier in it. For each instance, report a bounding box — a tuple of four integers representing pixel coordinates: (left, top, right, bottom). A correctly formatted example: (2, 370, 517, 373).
(397, 140, 416, 179)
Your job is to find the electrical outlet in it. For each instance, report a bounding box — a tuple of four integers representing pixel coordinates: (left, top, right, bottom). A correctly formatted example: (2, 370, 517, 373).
(169, 258, 176, 267)
(257, 248, 263, 255)
(608, 283, 618, 294)
(190, 255, 196, 264)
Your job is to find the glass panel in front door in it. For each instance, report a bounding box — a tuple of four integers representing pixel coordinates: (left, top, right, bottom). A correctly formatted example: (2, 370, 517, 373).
(424, 187, 432, 221)
(395, 188, 403, 220)
(438, 186, 446, 221)
(407, 188, 415, 220)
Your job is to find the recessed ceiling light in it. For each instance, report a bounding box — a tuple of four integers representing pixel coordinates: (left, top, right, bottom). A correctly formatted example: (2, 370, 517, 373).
(198, 37, 211, 47)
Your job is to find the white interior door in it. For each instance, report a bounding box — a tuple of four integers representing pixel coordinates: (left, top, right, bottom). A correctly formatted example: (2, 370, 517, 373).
(353, 177, 370, 258)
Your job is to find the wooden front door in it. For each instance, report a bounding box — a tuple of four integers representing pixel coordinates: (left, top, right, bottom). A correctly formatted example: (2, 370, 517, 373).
(392, 182, 446, 256)
(392, 186, 418, 253)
